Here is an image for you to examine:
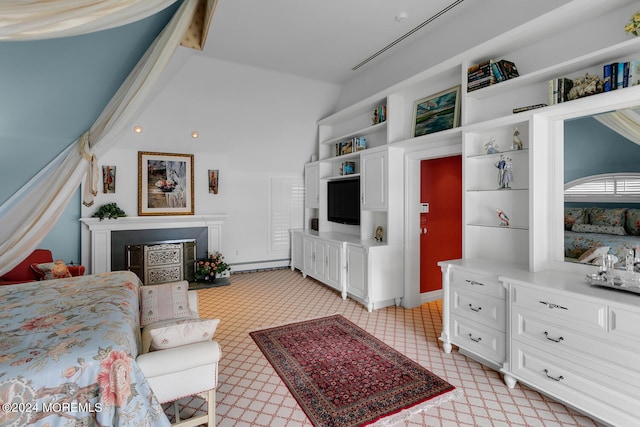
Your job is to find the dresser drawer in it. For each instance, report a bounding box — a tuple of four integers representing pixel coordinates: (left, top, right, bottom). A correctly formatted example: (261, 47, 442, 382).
(451, 269, 505, 299)
(511, 341, 640, 426)
(610, 305, 640, 351)
(511, 284, 607, 331)
(452, 315, 505, 363)
(513, 310, 639, 372)
(452, 288, 505, 331)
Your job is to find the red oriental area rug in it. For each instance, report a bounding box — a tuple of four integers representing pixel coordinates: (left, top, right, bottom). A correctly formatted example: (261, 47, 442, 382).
(250, 314, 456, 427)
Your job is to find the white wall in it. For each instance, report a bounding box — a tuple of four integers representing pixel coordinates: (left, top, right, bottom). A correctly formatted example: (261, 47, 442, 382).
(84, 52, 341, 268)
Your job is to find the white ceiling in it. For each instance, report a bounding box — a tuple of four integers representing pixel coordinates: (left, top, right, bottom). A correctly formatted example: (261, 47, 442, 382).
(201, 0, 626, 85)
(202, 0, 470, 84)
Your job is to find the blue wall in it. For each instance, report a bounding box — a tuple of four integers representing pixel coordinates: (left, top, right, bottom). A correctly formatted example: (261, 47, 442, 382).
(564, 115, 640, 183)
(0, 4, 179, 263)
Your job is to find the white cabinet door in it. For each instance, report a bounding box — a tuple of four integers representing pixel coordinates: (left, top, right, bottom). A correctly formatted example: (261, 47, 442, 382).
(302, 236, 314, 275)
(305, 163, 320, 208)
(290, 230, 303, 271)
(361, 151, 387, 210)
(313, 239, 326, 278)
(325, 241, 342, 291)
(346, 244, 367, 300)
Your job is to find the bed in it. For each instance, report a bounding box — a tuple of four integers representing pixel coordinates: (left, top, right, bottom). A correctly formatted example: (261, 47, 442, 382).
(0, 271, 170, 427)
(564, 207, 640, 265)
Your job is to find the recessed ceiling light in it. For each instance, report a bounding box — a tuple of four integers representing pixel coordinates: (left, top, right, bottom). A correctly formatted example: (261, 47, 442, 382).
(133, 126, 143, 133)
(395, 13, 408, 22)
(191, 131, 199, 138)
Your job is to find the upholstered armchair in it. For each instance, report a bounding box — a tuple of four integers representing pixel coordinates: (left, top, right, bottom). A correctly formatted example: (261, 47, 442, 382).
(0, 249, 84, 285)
(136, 288, 221, 427)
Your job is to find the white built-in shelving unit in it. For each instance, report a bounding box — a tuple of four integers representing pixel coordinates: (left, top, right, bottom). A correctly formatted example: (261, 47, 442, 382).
(293, 2, 640, 423)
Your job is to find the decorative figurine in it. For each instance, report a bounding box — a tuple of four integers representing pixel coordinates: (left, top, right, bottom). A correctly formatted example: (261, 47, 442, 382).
(512, 127, 524, 150)
(375, 226, 384, 242)
(484, 137, 499, 154)
(496, 208, 510, 227)
(502, 157, 513, 189)
(495, 154, 506, 188)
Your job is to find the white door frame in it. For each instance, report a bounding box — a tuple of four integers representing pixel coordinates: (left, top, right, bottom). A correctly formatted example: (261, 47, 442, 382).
(402, 141, 462, 309)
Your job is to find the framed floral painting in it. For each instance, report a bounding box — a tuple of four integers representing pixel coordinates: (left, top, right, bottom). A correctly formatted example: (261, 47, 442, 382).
(138, 151, 194, 216)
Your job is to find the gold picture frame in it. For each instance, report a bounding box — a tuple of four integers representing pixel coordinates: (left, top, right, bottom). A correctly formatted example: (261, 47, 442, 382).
(138, 151, 194, 216)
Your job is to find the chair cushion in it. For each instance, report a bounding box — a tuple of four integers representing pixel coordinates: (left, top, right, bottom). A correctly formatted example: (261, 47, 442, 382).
(142, 318, 220, 352)
(31, 261, 73, 280)
(139, 281, 193, 327)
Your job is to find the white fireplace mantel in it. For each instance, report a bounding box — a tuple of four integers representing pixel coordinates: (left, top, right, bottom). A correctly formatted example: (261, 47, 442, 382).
(80, 214, 227, 274)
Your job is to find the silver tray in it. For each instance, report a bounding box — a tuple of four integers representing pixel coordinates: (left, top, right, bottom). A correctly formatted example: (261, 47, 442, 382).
(586, 274, 640, 295)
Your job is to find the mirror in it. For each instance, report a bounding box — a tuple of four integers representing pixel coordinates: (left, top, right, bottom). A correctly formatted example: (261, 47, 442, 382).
(564, 109, 640, 271)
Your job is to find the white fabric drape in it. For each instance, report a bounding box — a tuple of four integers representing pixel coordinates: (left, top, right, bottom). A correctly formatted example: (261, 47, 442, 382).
(594, 108, 640, 146)
(0, 0, 177, 40)
(0, 0, 198, 275)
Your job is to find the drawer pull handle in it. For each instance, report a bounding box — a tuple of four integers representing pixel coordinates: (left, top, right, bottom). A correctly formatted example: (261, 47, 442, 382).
(544, 332, 564, 343)
(468, 304, 482, 312)
(539, 300, 568, 310)
(465, 280, 484, 286)
(544, 369, 564, 382)
(468, 334, 482, 343)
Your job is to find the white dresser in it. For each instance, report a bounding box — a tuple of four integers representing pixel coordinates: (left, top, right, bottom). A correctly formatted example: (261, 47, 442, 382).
(440, 259, 640, 427)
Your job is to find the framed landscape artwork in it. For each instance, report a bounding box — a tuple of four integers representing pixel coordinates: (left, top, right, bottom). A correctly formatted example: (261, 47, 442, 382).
(138, 151, 194, 216)
(411, 85, 461, 137)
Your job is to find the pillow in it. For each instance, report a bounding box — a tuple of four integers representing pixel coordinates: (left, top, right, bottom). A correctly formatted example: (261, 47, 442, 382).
(30, 260, 72, 280)
(140, 281, 193, 327)
(572, 223, 626, 235)
(564, 208, 586, 231)
(587, 207, 626, 227)
(143, 318, 220, 352)
(625, 209, 640, 236)
(578, 246, 610, 263)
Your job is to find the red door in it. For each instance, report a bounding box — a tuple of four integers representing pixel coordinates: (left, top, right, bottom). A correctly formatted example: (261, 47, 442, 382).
(420, 156, 462, 293)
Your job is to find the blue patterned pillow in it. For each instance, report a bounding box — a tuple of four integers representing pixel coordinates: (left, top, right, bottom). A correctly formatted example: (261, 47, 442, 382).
(625, 209, 640, 236)
(588, 208, 626, 227)
(564, 208, 586, 231)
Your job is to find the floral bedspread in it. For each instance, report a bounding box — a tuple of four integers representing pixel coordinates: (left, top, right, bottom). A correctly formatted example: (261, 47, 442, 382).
(0, 271, 170, 427)
(565, 230, 639, 262)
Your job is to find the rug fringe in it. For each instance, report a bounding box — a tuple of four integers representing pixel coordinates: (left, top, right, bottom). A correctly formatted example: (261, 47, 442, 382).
(369, 389, 462, 427)
(247, 313, 342, 333)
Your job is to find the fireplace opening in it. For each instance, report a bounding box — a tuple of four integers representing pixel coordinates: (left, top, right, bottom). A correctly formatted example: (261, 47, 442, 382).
(111, 227, 207, 285)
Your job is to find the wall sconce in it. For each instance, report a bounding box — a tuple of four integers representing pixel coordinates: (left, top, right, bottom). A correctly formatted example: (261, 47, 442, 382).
(133, 126, 143, 133)
(191, 131, 199, 139)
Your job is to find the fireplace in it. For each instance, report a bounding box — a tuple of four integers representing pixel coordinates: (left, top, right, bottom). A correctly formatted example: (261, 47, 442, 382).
(80, 215, 227, 275)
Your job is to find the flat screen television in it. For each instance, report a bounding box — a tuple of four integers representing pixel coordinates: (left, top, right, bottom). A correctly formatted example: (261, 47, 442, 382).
(327, 177, 360, 225)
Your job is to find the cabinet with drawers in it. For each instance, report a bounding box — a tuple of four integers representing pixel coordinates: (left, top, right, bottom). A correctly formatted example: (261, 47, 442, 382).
(440, 259, 640, 426)
(502, 273, 640, 427)
(439, 259, 508, 371)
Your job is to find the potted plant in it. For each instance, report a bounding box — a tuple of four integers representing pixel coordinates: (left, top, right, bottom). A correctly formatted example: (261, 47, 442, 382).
(194, 252, 230, 282)
(92, 203, 126, 221)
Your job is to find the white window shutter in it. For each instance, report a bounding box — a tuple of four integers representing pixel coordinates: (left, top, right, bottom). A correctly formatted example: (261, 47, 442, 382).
(269, 177, 304, 253)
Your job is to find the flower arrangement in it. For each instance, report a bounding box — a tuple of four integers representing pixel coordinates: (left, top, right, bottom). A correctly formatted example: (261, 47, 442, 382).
(195, 252, 230, 281)
(155, 179, 176, 192)
(625, 11, 640, 35)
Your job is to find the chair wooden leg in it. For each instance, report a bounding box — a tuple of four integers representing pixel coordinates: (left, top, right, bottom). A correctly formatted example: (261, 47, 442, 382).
(208, 389, 216, 427)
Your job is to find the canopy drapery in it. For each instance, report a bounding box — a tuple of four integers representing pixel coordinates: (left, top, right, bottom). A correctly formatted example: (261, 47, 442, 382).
(594, 108, 640, 146)
(0, 0, 198, 275)
(0, 0, 177, 40)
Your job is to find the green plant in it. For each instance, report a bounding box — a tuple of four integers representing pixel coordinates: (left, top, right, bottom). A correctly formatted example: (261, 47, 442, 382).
(195, 252, 230, 279)
(92, 203, 126, 221)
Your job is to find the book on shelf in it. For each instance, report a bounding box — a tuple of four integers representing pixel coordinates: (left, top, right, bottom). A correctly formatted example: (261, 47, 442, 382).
(337, 137, 366, 156)
(513, 104, 547, 114)
(629, 60, 640, 86)
(467, 58, 518, 92)
(372, 105, 386, 124)
(547, 77, 574, 104)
